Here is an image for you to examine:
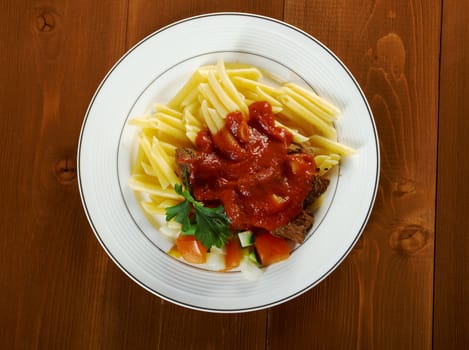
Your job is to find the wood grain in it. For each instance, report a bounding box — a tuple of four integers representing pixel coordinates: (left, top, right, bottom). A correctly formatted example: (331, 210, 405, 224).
(118, 2, 284, 350)
(434, 0, 469, 348)
(0, 0, 128, 348)
(126, 0, 284, 47)
(269, 1, 440, 349)
(1, 0, 468, 348)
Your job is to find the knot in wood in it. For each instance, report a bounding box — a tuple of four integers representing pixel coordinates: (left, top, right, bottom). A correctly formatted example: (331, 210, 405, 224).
(35, 11, 56, 32)
(392, 178, 416, 196)
(54, 158, 76, 184)
(389, 224, 429, 255)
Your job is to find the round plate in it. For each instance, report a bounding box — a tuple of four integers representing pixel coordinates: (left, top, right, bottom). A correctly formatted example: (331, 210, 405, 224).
(78, 13, 379, 313)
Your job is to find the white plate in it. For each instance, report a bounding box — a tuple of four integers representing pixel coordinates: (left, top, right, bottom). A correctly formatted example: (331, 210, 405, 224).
(78, 13, 379, 313)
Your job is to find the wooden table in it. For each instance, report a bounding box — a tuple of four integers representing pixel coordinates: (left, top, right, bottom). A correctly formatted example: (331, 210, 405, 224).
(1, 1, 468, 349)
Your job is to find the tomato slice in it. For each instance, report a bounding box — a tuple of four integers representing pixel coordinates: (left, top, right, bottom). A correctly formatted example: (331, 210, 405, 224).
(175, 235, 207, 264)
(254, 232, 290, 266)
(225, 238, 241, 270)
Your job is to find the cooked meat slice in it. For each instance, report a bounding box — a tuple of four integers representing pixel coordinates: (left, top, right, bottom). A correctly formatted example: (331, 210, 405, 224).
(175, 147, 199, 177)
(272, 210, 314, 244)
(287, 143, 317, 155)
(303, 175, 330, 208)
(287, 143, 304, 154)
(175, 147, 198, 161)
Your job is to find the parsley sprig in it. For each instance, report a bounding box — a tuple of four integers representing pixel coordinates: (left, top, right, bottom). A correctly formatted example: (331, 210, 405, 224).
(165, 174, 231, 249)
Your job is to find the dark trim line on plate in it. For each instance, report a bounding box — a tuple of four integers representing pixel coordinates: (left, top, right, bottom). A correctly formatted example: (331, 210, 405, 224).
(77, 12, 380, 313)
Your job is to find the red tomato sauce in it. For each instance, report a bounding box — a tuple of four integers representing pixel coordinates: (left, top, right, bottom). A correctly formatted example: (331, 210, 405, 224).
(181, 101, 317, 232)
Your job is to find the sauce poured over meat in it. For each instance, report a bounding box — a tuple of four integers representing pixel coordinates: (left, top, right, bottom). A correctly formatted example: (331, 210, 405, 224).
(176, 101, 320, 235)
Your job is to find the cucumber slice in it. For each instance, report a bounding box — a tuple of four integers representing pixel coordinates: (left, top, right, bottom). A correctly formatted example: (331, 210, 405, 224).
(248, 250, 260, 265)
(238, 230, 254, 247)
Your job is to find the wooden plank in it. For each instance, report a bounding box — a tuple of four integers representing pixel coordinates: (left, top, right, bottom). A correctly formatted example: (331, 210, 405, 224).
(434, 0, 469, 348)
(119, 2, 284, 349)
(267, 1, 440, 349)
(126, 0, 285, 46)
(0, 0, 129, 348)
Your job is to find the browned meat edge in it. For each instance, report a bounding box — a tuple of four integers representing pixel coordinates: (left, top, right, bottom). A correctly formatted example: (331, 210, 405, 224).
(271, 210, 315, 243)
(175, 147, 198, 177)
(176, 146, 331, 244)
(304, 175, 330, 208)
(272, 175, 330, 243)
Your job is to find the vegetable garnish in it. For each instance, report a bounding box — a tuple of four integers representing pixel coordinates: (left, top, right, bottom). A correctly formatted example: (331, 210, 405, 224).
(128, 61, 355, 274)
(165, 174, 231, 249)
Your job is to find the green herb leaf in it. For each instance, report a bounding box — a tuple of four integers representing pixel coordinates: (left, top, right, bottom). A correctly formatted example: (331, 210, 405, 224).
(165, 200, 193, 234)
(165, 174, 231, 249)
(194, 204, 232, 248)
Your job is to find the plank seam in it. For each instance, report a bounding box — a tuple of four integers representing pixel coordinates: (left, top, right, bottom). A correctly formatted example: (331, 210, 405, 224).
(432, 0, 445, 349)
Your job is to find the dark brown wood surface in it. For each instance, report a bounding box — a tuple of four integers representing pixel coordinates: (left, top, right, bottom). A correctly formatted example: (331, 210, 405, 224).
(0, 1, 467, 349)
(434, 0, 469, 349)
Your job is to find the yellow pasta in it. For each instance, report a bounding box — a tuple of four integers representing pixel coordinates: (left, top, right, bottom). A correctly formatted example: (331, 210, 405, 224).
(200, 100, 223, 134)
(310, 134, 356, 156)
(153, 120, 190, 145)
(277, 94, 337, 139)
(141, 161, 158, 177)
(231, 76, 276, 95)
(152, 112, 185, 131)
(139, 135, 170, 189)
(128, 175, 182, 199)
(216, 60, 249, 115)
(159, 141, 177, 154)
(256, 86, 282, 109)
(276, 86, 336, 123)
(198, 83, 229, 118)
(284, 82, 341, 117)
(154, 103, 183, 118)
(128, 117, 157, 129)
(226, 67, 262, 80)
(128, 59, 355, 240)
(132, 145, 147, 174)
(167, 71, 204, 109)
(207, 70, 239, 112)
(199, 65, 262, 80)
(141, 198, 181, 215)
(183, 109, 203, 143)
(274, 121, 309, 143)
(151, 137, 179, 187)
(314, 154, 340, 175)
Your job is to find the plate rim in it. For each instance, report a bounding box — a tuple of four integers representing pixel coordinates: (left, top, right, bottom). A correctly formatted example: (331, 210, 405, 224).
(77, 12, 380, 313)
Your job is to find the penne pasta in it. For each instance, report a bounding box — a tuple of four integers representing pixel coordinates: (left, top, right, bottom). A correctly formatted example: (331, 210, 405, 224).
(284, 82, 341, 117)
(200, 100, 221, 134)
(207, 70, 239, 112)
(141, 161, 158, 177)
(139, 135, 170, 189)
(128, 175, 182, 199)
(128, 117, 157, 129)
(128, 59, 355, 253)
(152, 112, 186, 131)
(274, 120, 309, 143)
(198, 83, 229, 118)
(167, 71, 205, 109)
(154, 103, 183, 119)
(277, 86, 336, 123)
(310, 135, 356, 156)
(132, 145, 147, 175)
(231, 76, 276, 95)
(199, 66, 262, 80)
(216, 60, 249, 115)
(150, 137, 179, 187)
(256, 86, 282, 108)
(278, 94, 337, 139)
